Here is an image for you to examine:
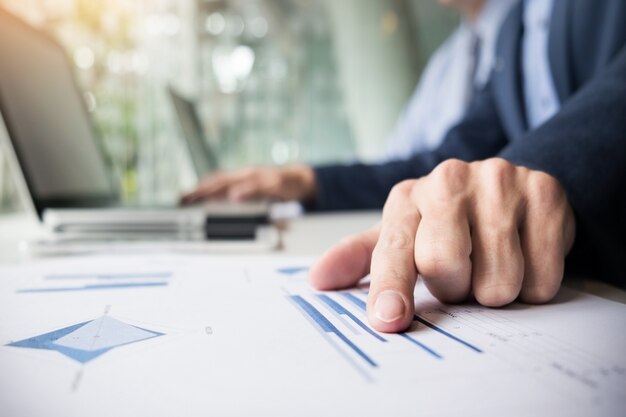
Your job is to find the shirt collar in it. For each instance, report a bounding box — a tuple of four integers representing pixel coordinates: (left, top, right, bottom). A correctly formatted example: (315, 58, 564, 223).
(469, 0, 520, 43)
(463, 0, 520, 86)
(523, 0, 555, 28)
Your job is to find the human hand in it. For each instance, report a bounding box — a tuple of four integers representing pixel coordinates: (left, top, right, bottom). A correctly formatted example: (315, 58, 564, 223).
(181, 165, 316, 204)
(309, 158, 576, 333)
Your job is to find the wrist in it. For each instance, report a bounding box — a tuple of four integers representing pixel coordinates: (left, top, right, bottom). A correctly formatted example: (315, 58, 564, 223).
(283, 165, 317, 202)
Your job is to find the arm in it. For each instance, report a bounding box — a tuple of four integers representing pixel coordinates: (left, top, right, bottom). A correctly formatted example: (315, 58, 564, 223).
(312, 81, 509, 211)
(500, 46, 626, 288)
(307, 45, 625, 336)
(182, 73, 508, 209)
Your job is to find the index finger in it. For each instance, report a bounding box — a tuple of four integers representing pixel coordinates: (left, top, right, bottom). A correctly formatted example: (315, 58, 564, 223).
(367, 181, 421, 333)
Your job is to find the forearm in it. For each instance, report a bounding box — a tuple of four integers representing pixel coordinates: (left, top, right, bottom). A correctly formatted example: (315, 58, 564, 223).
(310, 83, 509, 212)
(500, 46, 626, 287)
(311, 159, 431, 211)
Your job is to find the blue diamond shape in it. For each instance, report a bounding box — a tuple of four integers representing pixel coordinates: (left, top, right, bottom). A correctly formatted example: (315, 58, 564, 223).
(6, 316, 164, 363)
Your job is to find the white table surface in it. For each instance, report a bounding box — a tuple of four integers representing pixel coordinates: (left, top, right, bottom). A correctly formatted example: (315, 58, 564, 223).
(0, 210, 624, 304)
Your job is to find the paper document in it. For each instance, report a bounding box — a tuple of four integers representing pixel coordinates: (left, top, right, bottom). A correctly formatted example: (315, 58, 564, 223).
(0, 254, 624, 417)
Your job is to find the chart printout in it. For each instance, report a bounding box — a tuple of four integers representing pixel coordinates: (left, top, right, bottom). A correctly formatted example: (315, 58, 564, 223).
(0, 254, 624, 417)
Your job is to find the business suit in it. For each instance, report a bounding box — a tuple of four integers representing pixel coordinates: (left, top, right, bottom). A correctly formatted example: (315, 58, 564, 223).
(312, 0, 626, 287)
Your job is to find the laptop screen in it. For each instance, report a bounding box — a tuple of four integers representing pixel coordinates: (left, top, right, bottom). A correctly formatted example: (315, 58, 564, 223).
(0, 9, 116, 216)
(168, 87, 220, 177)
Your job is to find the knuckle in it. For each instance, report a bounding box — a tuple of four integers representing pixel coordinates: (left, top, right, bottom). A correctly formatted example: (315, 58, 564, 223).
(414, 254, 447, 279)
(388, 180, 415, 201)
(415, 242, 468, 279)
(434, 159, 468, 179)
(375, 268, 413, 288)
(384, 181, 418, 214)
(370, 260, 417, 290)
(370, 262, 419, 295)
(431, 159, 468, 191)
(375, 230, 414, 251)
(526, 171, 564, 208)
(482, 158, 516, 195)
(482, 158, 516, 179)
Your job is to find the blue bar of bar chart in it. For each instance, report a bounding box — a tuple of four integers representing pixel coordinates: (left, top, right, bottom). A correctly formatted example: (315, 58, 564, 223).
(276, 267, 309, 276)
(342, 292, 481, 354)
(45, 272, 173, 280)
(289, 295, 377, 368)
(317, 294, 387, 342)
(17, 282, 168, 294)
(399, 334, 443, 359)
(341, 292, 442, 358)
(342, 292, 367, 310)
(413, 316, 483, 353)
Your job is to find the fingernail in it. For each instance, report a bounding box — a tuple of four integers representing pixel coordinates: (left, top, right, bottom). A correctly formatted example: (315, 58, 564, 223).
(374, 291, 405, 323)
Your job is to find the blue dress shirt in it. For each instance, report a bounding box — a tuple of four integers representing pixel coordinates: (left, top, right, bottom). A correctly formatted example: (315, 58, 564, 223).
(523, 0, 560, 128)
(385, 0, 518, 160)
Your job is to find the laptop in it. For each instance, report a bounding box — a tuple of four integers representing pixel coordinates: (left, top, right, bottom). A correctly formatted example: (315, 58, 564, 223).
(0, 9, 270, 241)
(168, 87, 220, 179)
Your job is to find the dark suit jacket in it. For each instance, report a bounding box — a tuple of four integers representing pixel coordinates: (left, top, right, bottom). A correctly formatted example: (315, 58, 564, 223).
(311, 0, 626, 288)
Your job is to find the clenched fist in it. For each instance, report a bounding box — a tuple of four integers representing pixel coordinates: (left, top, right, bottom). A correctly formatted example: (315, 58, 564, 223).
(310, 158, 576, 333)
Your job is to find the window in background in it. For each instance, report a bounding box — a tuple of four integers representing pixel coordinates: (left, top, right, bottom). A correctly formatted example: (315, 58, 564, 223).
(0, 0, 458, 213)
(190, 0, 356, 169)
(0, 0, 191, 206)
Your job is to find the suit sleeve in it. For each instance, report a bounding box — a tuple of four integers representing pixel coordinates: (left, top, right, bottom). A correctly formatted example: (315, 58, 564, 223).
(499, 46, 626, 288)
(311, 82, 509, 211)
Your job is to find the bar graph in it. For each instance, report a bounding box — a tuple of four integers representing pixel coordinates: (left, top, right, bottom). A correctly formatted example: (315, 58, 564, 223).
(398, 333, 442, 359)
(342, 292, 482, 354)
(317, 294, 387, 342)
(341, 292, 368, 310)
(338, 292, 445, 358)
(287, 290, 486, 379)
(289, 295, 377, 368)
(413, 316, 483, 353)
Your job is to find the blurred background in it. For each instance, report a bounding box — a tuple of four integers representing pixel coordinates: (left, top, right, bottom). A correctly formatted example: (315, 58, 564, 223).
(0, 0, 457, 213)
